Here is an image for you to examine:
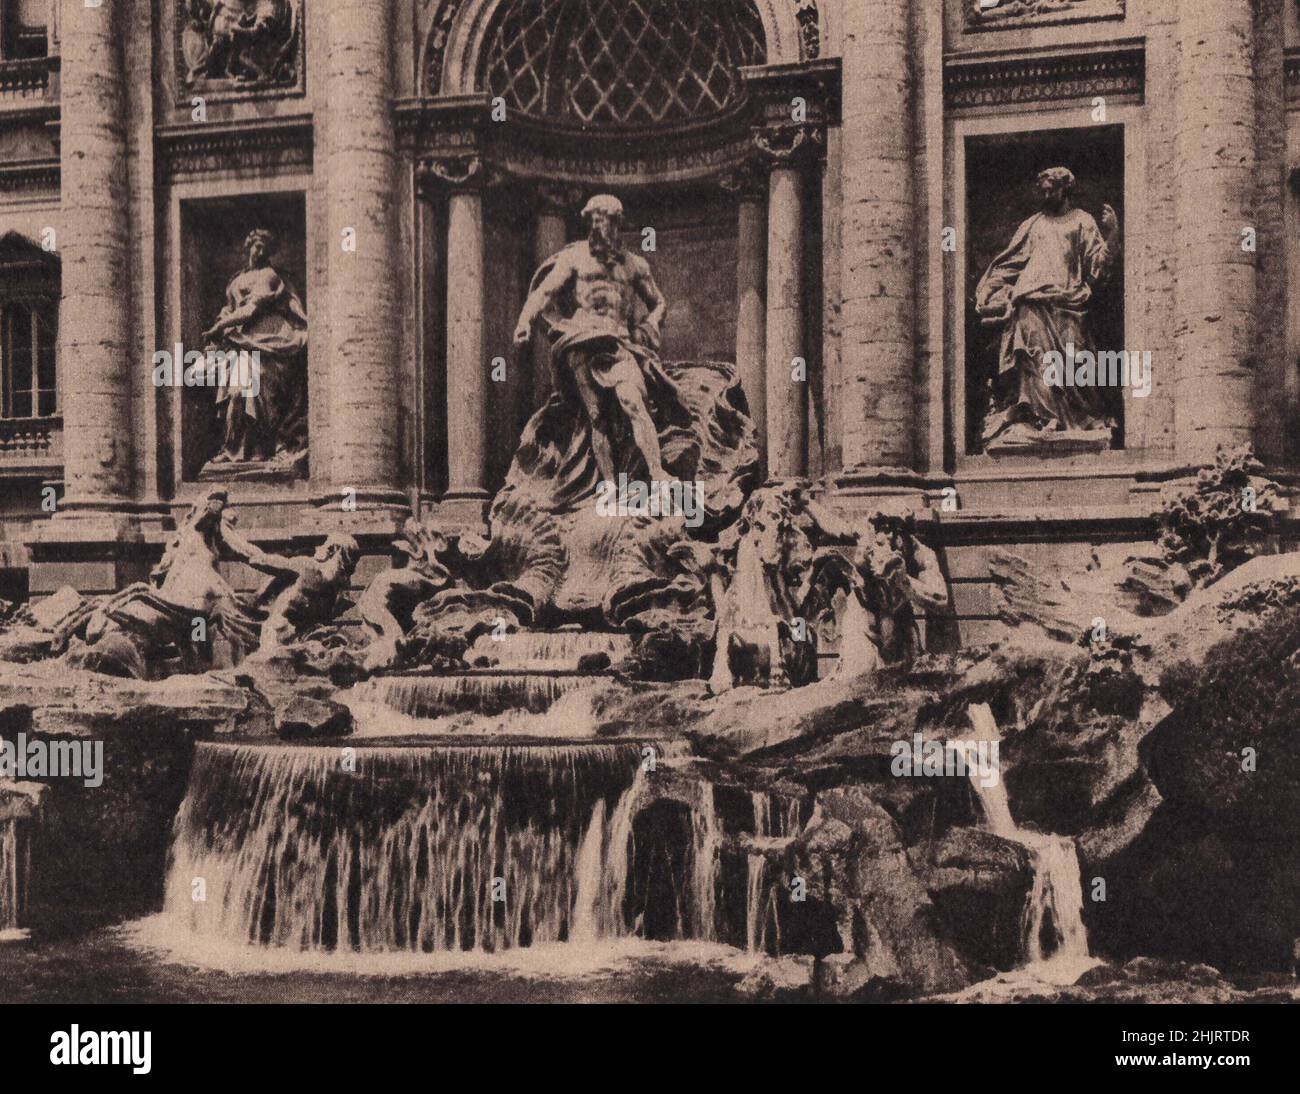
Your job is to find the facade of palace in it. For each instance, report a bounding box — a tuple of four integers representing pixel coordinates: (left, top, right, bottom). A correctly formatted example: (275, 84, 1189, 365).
(0, 0, 1295, 646)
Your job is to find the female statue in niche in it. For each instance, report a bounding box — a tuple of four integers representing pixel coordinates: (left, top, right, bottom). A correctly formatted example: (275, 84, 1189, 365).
(202, 228, 309, 472)
(975, 166, 1121, 453)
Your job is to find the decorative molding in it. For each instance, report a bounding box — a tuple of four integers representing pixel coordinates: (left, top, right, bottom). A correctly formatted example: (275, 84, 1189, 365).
(962, 0, 1125, 34)
(719, 158, 767, 199)
(0, 158, 59, 201)
(753, 123, 824, 168)
(944, 45, 1144, 110)
(0, 417, 62, 465)
(174, 0, 305, 106)
(743, 57, 841, 126)
(156, 116, 313, 180)
(394, 94, 492, 155)
(423, 0, 471, 95)
(416, 152, 487, 197)
(0, 56, 55, 101)
(398, 93, 759, 187)
(791, 0, 820, 60)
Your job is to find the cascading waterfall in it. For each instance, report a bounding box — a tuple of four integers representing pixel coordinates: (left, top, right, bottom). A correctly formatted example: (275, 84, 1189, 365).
(963, 704, 1094, 980)
(163, 739, 754, 956)
(165, 742, 644, 952)
(467, 631, 632, 671)
(746, 792, 802, 954)
(355, 672, 598, 719)
(570, 747, 723, 944)
(1, 819, 28, 937)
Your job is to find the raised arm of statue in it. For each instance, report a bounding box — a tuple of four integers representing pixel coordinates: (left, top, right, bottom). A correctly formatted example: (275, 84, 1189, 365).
(1086, 204, 1121, 285)
(218, 517, 298, 577)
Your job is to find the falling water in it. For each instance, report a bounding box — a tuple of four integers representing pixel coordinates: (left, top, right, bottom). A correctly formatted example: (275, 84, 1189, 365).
(357, 672, 598, 719)
(963, 704, 1094, 980)
(690, 785, 721, 940)
(165, 741, 645, 953)
(745, 792, 802, 953)
(164, 739, 756, 957)
(0, 819, 29, 940)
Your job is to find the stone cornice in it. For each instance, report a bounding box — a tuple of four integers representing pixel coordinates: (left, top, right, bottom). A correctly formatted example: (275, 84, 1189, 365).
(155, 115, 313, 180)
(742, 58, 841, 127)
(394, 94, 493, 155)
(944, 42, 1144, 111)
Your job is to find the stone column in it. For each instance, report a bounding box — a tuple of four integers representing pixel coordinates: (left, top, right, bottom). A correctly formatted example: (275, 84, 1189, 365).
(532, 189, 570, 410)
(59, 0, 133, 509)
(724, 166, 768, 465)
(437, 158, 490, 522)
(323, 0, 404, 507)
(839, 0, 915, 474)
(1172, 0, 1260, 463)
(758, 129, 814, 480)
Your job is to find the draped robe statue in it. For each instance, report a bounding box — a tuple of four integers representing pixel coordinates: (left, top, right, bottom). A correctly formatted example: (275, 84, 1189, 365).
(202, 229, 309, 473)
(975, 167, 1121, 452)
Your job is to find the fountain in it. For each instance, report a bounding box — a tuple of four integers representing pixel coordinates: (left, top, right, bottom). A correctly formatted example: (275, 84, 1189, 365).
(963, 704, 1095, 982)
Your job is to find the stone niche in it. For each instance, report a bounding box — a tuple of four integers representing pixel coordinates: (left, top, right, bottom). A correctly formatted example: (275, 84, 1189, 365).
(466, 182, 743, 496)
(962, 124, 1126, 456)
(177, 193, 308, 484)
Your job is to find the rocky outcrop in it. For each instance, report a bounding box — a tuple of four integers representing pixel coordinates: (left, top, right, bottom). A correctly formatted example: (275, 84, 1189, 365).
(788, 786, 971, 996)
(923, 827, 1033, 972)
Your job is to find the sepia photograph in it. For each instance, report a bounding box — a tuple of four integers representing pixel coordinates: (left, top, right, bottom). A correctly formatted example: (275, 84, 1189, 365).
(0, 0, 1292, 1068)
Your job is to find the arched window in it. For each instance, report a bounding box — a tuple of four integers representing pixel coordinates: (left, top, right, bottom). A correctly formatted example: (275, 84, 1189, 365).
(481, 0, 767, 128)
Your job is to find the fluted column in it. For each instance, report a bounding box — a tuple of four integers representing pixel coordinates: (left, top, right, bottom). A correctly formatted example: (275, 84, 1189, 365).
(1173, 0, 1259, 462)
(839, 0, 915, 473)
(59, 0, 133, 509)
(440, 160, 489, 520)
(324, 0, 403, 505)
(757, 127, 818, 480)
(724, 166, 768, 467)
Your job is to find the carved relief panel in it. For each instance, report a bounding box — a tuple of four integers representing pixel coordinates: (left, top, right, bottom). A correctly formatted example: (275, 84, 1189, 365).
(177, 0, 304, 102)
(963, 0, 1124, 33)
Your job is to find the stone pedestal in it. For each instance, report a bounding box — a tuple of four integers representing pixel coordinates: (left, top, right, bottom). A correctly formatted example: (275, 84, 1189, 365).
(322, 0, 406, 510)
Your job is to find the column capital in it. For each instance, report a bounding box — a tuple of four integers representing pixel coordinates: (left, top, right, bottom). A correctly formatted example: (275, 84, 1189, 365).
(719, 158, 768, 200)
(416, 153, 499, 199)
(752, 124, 825, 171)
